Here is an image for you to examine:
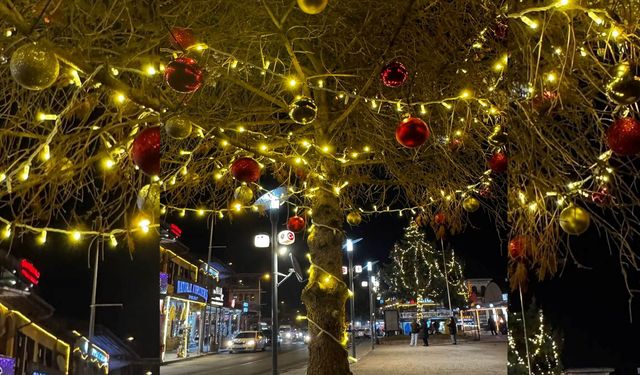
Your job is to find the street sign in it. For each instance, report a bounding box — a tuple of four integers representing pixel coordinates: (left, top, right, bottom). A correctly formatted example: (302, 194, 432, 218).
(355, 265, 363, 274)
(243, 301, 249, 313)
(277, 230, 295, 245)
(254, 234, 270, 248)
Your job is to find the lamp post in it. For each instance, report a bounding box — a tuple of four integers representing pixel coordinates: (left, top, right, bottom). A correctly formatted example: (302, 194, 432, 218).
(346, 239, 356, 359)
(366, 261, 376, 351)
(269, 197, 280, 375)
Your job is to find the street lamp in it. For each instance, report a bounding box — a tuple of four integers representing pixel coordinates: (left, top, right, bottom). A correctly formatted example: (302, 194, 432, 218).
(343, 238, 361, 359)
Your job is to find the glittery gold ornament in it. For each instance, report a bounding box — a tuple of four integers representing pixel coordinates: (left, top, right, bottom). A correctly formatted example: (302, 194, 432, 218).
(137, 184, 160, 215)
(559, 205, 590, 235)
(234, 184, 254, 204)
(289, 96, 318, 124)
(165, 116, 193, 140)
(10, 43, 60, 90)
(297, 0, 328, 14)
(462, 197, 480, 212)
(346, 211, 362, 226)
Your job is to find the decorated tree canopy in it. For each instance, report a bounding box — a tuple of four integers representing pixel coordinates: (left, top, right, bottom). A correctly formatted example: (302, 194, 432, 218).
(384, 223, 466, 307)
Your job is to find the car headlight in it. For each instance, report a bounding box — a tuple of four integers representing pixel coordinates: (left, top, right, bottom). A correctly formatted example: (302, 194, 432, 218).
(304, 335, 310, 342)
(226, 341, 233, 348)
(247, 340, 255, 346)
(285, 333, 291, 339)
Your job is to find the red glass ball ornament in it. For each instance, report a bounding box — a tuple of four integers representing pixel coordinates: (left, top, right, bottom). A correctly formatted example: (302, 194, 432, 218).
(230, 157, 261, 183)
(532, 90, 558, 113)
(168, 27, 196, 50)
(508, 236, 529, 260)
(131, 127, 160, 176)
(591, 186, 612, 206)
(395, 117, 430, 148)
(479, 186, 492, 198)
(164, 57, 203, 93)
(448, 138, 463, 152)
(380, 62, 408, 88)
(434, 212, 446, 225)
(488, 151, 508, 174)
(287, 216, 306, 232)
(607, 117, 640, 156)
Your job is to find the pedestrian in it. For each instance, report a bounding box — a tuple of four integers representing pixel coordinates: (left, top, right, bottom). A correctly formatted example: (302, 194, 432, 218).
(448, 316, 458, 345)
(488, 316, 497, 335)
(434, 320, 440, 334)
(498, 317, 508, 335)
(409, 319, 420, 347)
(421, 317, 429, 346)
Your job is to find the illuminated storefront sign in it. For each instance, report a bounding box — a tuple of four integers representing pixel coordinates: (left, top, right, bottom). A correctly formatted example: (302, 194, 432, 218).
(160, 273, 169, 294)
(0, 355, 16, 375)
(176, 280, 208, 302)
(19, 259, 40, 285)
(211, 287, 224, 306)
(77, 339, 109, 372)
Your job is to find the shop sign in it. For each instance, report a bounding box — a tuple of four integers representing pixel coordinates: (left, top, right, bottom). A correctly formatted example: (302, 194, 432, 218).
(211, 287, 224, 306)
(176, 280, 208, 302)
(19, 259, 40, 285)
(79, 340, 109, 368)
(242, 302, 249, 313)
(0, 354, 16, 375)
(277, 230, 295, 245)
(160, 273, 168, 294)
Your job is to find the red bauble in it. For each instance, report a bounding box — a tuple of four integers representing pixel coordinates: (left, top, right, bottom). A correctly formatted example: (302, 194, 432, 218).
(448, 138, 463, 152)
(164, 57, 203, 93)
(396, 117, 430, 148)
(230, 157, 261, 183)
(380, 62, 408, 88)
(434, 212, 446, 225)
(287, 216, 306, 232)
(607, 117, 640, 156)
(591, 186, 612, 206)
(488, 151, 508, 174)
(508, 236, 528, 260)
(479, 186, 492, 198)
(532, 90, 558, 113)
(131, 127, 160, 176)
(169, 27, 196, 50)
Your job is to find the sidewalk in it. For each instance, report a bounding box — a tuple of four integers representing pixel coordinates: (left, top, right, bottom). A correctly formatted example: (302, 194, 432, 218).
(281, 340, 373, 375)
(282, 334, 506, 375)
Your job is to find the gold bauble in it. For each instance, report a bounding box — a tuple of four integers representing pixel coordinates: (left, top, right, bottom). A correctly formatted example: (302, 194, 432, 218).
(10, 43, 60, 90)
(165, 115, 193, 139)
(462, 197, 480, 212)
(559, 205, 590, 235)
(346, 211, 362, 226)
(297, 0, 328, 15)
(137, 184, 160, 216)
(234, 185, 254, 204)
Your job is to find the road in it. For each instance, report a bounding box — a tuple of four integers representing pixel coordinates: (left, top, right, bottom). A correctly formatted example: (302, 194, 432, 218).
(160, 343, 309, 375)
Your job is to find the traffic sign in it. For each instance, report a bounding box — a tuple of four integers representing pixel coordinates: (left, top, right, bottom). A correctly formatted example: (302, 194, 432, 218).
(278, 230, 295, 245)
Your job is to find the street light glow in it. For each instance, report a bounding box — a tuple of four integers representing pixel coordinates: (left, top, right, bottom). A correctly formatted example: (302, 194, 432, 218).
(346, 239, 353, 252)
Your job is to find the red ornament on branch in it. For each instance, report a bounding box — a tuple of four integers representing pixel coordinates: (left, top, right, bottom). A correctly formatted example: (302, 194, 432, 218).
(168, 27, 196, 50)
(508, 236, 529, 260)
(396, 117, 430, 148)
(287, 216, 306, 232)
(607, 117, 640, 156)
(532, 90, 558, 113)
(488, 151, 508, 173)
(434, 212, 446, 225)
(591, 186, 612, 206)
(230, 157, 261, 183)
(164, 57, 203, 93)
(131, 127, 160, 176)
(380, 62, 409, 88)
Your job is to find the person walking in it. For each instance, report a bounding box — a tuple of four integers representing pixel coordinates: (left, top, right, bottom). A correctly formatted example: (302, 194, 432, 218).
(409, 319, 420, 346)
(448, 316, 458, 345)
(421, 317, 430, 346)
(488, 316, 498, 335)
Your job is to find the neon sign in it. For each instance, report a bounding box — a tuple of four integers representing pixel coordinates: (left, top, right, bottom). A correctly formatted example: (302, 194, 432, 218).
(19, 259, 40, 285)
(176, 280, 208, 302)
(169, 224, 182, 238)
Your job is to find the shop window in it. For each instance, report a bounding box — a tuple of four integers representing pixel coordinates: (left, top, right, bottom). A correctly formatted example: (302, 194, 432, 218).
(37, 344, 53, 367)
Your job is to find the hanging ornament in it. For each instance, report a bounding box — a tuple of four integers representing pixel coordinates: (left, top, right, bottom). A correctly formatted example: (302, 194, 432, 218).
(164, 57, 203, 93)
(380, 61, 409, 88)
(164, 116, 193, 140)
(297, 0, 328, 14)
(414, 213, 428, 228)
(230, 157, 261, 183)
(462, 197, 480, 213)
(607, 117, 640, 156)
(488, 151, 508, 174)
(434, 212, 446, 225)
(287, 216, 306, 232)
(169, 27, 196, 50)
(435, 225, 447, 240)
(288, 96, 318, 124)
(591, 185, 612, 206)
(346, 211, 362, 226)
(131, 127, 160, 176)
(508, 236, 529, 260)
(606, 62, 640, 105)
(531, 90, 558, 113)
(396, 117, 430, 148)
(559, 205, 591, 235)
(137, 184, 160, 215)
(234, 184, 254, 205)
(479, 186, 493, 199)
(10, 43, 60, 90)
(448, 138, 463, 152)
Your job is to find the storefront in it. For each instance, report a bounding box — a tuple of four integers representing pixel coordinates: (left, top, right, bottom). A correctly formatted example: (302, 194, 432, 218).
(70, 333, 109, 375)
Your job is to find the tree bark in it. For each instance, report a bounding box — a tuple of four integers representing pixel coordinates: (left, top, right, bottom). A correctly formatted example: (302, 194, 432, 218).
(302, 188, 351, 375)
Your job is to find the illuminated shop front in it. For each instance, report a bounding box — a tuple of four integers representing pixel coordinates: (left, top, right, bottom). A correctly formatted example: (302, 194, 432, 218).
(70, 332, 109, 375)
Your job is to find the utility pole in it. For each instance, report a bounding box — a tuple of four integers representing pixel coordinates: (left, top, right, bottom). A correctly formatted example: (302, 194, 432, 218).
(347, 241, 356, 359)
(269, 198, 280, 375)
(440, 238, 453, 315)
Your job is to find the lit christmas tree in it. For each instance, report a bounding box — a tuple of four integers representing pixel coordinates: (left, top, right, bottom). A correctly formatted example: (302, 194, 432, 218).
(385, 223, 466, 307)
(508, 304, 562, 375)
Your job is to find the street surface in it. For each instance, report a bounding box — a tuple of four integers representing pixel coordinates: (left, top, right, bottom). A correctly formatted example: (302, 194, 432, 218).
(160, 343, 309, 375)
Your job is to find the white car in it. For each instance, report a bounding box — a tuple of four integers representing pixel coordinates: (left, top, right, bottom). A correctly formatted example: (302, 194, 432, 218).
(227, 331, 267, 353)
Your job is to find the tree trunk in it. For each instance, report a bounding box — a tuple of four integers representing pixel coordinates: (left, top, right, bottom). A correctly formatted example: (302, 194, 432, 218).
(302, 188, 351, 375)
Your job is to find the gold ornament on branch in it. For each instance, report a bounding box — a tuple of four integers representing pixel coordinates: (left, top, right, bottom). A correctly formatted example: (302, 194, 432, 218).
(559, 205, 591, 235)
(233, 184, 254, 205)
(10, 43, 60, 90)
(346, 211, 362, 226)
(462, 197, 480, 212)
(297, 0, 328, 15)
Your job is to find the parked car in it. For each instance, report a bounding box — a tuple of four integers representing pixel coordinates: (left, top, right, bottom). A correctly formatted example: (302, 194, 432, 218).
(227, 331, 267, 353)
